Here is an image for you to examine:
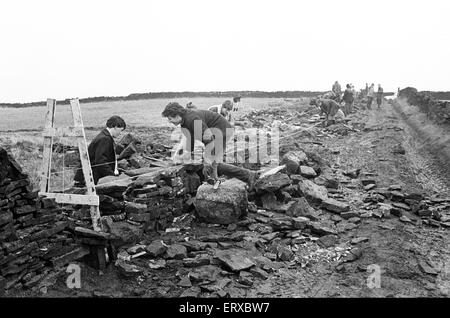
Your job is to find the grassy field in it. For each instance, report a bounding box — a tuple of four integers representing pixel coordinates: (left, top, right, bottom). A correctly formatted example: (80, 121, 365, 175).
(0, 97, 288, 131)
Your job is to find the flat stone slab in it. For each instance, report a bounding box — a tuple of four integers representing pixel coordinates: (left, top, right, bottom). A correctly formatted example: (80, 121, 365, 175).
(96, 175, 133, 194)
(321, 197, 350, 213)
(361, 179, 376, 186)
(392, 202, 411, 211)
(255, 173, 292, 193)
(418, 261, 439, 276)
(74, 227, 112, 240)
(307, 222, 337, 236)
(317, 234, 338, 248)
(124, 167, 161, 178)
(215, 249, 256, 272)
(51, 247, 90, 268)
(341, 211, 360, 219)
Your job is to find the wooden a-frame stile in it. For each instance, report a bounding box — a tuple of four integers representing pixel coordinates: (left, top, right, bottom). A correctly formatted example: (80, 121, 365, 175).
(39, 98, 102, 231)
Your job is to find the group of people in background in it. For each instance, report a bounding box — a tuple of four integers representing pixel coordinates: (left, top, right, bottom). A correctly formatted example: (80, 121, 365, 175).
(310, 81, 386, 126)
(185, 96, 241, 128)
(334, 81, 384, 110)
(74, 83, 388, 189)
(363, 83, 384, 110)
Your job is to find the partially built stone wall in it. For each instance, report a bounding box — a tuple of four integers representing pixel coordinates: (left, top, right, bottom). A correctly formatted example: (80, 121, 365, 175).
(94, 165, 202, 233)
(0, 147, 85, 294)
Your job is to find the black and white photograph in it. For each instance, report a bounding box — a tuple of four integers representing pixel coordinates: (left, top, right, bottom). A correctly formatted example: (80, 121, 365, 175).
(1, 0, 449, 308)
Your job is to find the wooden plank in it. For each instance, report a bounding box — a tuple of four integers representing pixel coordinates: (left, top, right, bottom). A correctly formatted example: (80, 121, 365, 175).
(42, 127, 84, 137)
(38, 192, 99, 206)
(69, 99, 96, 194)
(39, 99, 56, 193)
(69, 98, 102, 231)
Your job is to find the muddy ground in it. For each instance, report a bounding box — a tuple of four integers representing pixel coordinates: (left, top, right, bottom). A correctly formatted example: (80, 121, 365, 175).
(8, 98, 450, 298)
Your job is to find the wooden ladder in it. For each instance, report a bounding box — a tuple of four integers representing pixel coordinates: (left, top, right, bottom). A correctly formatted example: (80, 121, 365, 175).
(39, 98, 102, 231)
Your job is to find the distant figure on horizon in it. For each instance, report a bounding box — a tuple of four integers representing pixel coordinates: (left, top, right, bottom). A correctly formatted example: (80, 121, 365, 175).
(376, 84, 384, 109)
(332, 81, 342, 102)
(233, 96, 241, 111)
(367, 83, 375, 110)
(342, 84, 355, 116)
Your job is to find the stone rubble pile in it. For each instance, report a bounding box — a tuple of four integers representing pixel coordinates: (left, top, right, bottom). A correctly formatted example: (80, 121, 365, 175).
(107, 147, 370, 296)
(357, 182, 450, 228)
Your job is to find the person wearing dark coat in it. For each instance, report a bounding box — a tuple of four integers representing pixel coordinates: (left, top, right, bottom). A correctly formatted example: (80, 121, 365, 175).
(342, 84, 355, 116)
(73, 115, 126, 186)
(162, 102, 258, 189)
(376, 84, 384, 109)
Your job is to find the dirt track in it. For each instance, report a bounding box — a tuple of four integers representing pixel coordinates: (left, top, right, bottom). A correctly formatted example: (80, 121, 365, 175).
(251, 100, 450, 297)
(14, 98, 450, 298)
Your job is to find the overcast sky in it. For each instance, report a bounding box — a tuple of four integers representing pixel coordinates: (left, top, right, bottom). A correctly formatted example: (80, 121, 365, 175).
(1, 0, 449, 103)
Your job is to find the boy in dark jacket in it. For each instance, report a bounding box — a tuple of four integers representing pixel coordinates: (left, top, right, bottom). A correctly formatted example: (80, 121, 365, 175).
(74, 115, 126, 186)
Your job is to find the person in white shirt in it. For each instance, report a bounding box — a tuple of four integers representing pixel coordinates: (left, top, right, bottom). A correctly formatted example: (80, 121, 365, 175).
(366, 83, 375, 110)
(232, 96, 241, 111)
(208, 100, 234, 127)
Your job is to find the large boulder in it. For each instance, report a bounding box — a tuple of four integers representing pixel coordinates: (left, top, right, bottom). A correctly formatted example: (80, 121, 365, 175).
(298, 179, 328, 204)
(194, 178, 248, 224)
(124, 167, 161, 178)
